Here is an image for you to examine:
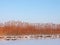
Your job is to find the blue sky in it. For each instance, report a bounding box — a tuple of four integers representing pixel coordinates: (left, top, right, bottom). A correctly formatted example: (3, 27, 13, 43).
(0, 0, 60, 23)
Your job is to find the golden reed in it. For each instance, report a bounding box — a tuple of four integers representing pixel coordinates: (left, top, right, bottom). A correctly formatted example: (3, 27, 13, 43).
(0, 21, 60, 40)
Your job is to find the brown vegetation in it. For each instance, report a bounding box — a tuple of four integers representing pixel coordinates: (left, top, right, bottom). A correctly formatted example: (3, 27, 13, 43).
(0, 21, 60, 35)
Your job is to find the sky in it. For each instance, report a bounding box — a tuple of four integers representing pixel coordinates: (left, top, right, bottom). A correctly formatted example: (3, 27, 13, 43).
(0, 0, 60, 45)
(0, 0, 60, 23)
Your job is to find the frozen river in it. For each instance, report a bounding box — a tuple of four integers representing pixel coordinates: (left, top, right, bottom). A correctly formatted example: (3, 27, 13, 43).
(0, 39, 60, 45)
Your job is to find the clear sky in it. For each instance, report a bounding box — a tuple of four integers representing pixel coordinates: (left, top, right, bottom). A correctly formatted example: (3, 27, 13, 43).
(0, 0, 60, 23)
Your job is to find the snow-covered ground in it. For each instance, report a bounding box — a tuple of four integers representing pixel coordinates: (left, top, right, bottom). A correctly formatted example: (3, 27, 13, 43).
(0, 34, 60, 41)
